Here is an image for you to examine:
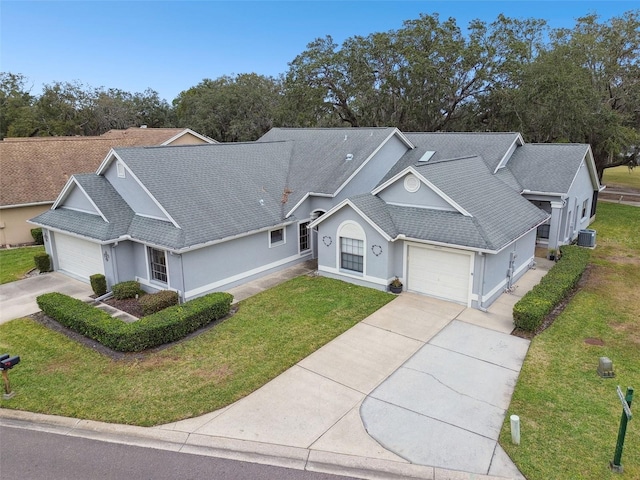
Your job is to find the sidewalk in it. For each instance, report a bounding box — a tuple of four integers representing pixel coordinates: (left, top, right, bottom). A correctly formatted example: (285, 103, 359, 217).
(1, 259, 552, 480)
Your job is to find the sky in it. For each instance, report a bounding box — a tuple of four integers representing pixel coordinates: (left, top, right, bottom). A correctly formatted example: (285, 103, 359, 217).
(1, 1, 637, 102)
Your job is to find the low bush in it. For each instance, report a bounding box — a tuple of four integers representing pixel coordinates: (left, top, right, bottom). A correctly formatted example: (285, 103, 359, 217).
(90, 274, 107, 296)
(31, 228, 44, 245)
(33, 252, 51, 272)
(37, 291, 233, 352)
(513, 245, 591, 332)
(112, 281, 143, 300)
(139, 290, 179, 316)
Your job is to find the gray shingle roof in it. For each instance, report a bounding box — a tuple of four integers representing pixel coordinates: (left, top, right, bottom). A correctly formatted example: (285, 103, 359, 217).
(380, 132, 521, 185)
(505, 144, 590, 194)
(258, 128, 401, 205)
(348, 155, 549, 251)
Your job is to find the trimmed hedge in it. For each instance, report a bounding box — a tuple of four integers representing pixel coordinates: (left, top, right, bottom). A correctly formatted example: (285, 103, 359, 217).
(90, 274, 107, 296)
(112, 281, 143, 300)
(34, 252, 51, 272)
(31, 228, 44, 245)
(37, 291, 233, 352)
(513, 245, 591, 332)
(139, 290, 179, 316)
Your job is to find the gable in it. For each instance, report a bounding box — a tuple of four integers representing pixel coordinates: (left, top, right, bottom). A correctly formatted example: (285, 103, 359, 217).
(60, 183, 101, 216)
(376, 172, 458, 212)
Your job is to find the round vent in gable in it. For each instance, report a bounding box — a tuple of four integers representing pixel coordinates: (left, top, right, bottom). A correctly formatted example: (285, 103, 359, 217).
(404, 174, 420, 193)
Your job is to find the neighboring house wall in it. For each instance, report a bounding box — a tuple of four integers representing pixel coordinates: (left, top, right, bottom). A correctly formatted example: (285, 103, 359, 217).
(334, 135, 409, 202)
(166, 133, 210, 146)
(315, 206, 391, 291)
(0, 204, 50, 246)
(103, 162, 168, 220)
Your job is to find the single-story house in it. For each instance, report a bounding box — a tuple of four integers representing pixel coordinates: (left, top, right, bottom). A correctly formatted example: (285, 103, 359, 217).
(0, 127, 215, 246)
(30, 128, 601, 309)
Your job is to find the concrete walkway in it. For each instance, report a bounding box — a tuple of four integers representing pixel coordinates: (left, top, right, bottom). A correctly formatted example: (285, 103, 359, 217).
(0, 272, 93, 324)
(0, 259, 553, 479)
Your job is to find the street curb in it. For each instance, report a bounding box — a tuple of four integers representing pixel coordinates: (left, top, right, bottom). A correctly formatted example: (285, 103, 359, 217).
(0, 408, 515, 480)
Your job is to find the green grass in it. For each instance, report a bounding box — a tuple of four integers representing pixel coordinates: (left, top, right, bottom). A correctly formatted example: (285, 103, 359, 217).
(500, 202, 640, 480)
(0, 246, 45, 284)
(0, 275, 394, 426)
(602, 165, 640, 189)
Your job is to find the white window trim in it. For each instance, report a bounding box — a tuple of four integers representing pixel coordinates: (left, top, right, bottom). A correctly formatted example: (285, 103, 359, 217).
(298, 220, 311, 253)
(146, 246, 169, 285)
(337, 221, 366, 276)
(581, 199, 589, 220)
(268, 226, 286, 248)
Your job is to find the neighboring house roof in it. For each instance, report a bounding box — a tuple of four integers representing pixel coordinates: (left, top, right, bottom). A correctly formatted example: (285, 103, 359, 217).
(504, 144, 593, 194)
(0, 127, 215, 208)
(258, 127, 413, 208)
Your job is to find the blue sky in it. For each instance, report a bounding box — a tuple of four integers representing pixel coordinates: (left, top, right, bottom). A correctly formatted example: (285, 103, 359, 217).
(1, 1, 637, 102)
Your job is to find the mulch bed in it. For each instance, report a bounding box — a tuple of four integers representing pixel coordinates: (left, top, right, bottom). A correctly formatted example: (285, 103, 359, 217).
(103, 296, 144, 318)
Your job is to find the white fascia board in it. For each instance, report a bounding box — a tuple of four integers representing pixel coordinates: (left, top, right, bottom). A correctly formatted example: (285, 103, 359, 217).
(285, 192, 332, 218)
(584, 146, 602, 190)
(494, 133, 525, 173)
(0, 201, 53, 209)
(396, 234, 494, 254)
(308, 198, 393, 241)
(162, 129, 218, 145)
(521, 189, 568, 199)
(372, 166, 472, 217)
(332, 129, 414, 198)
(96, 149, 119, 175)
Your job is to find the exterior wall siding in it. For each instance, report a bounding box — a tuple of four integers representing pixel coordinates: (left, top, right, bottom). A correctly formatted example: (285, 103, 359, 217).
(62, 187, 99, 214)
(566, 160, 596, 240)
(378, 175, 456, 210)
(1, 204, 51, 246)
(315, 206, 391, 291)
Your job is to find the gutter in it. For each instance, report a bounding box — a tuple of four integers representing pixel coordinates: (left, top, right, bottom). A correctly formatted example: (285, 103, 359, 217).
(521, 189, 568, 199)
(1, 201, 53, 210)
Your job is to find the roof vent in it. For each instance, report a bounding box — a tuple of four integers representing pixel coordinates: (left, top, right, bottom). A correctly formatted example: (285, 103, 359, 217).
(259, 199, 265, 206)
(140, 124, 147, 128)
(345, 153, 354, 161)
(344, 134, 348, 141)
(419, 150, 436, 162)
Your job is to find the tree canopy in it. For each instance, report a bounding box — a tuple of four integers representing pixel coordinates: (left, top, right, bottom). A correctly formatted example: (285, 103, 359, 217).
(2, 10, 638, 175)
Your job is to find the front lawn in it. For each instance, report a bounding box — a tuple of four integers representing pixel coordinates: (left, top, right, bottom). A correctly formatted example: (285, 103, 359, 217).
(500, 202, 640, 480)
(0, 245, 45, 284)
(0, 275, 394, 426)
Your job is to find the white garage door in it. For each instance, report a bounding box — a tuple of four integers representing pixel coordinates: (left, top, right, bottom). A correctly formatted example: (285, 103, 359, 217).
(407, 245, 472, 305)
(54, 233, 104, 282)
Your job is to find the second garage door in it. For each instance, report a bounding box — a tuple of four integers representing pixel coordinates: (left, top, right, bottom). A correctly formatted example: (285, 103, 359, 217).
(54, 233, 104, 283)
(407, 245, 472, 305)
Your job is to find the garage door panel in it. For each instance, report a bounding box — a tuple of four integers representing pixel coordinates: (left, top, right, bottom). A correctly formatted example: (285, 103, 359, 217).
(55, 233, 104, 282)
(408, 246, 471, 305)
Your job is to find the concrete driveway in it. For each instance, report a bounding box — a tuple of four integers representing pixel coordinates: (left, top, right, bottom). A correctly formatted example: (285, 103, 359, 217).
(0, 272, 93, 324)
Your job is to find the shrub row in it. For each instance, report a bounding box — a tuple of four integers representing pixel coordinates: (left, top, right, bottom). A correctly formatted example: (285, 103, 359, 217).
(139, 290, 179, 316)
(37, 291, 233, 352)
(513, 245, 591, 332)
(112, 281, 144, 300)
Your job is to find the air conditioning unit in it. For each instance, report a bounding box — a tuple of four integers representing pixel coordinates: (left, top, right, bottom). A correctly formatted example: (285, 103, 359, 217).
(577, 229, 596, 248)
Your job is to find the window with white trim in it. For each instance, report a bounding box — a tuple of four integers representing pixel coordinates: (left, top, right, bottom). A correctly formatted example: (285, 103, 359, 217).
(581, 199, 588, 219)
(340, 237, 364, 273)
(148, 247, 167, 283)
(269, 227, 285, 247)
(299, 222, 310, 252)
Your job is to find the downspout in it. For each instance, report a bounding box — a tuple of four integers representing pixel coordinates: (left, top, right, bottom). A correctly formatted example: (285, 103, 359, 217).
(477, 252, 488, 312)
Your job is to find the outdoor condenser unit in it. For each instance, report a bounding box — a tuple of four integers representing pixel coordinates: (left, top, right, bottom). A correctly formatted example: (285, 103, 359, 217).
(577, 229, 596, 247)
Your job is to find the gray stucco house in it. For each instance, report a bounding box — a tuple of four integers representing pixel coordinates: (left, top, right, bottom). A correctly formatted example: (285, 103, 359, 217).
(30, 128, 601, 309)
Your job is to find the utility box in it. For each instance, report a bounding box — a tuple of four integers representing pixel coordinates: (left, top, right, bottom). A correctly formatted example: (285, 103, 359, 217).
(598, 356, 615, 378)
(578, 229, 597, 248)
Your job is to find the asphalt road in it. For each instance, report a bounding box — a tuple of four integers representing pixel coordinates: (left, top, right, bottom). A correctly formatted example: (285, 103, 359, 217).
(0, 426, 360, 480)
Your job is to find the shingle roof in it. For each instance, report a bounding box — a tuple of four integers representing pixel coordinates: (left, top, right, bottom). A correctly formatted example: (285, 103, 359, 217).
(348, 155, 548, 251)
(109, 141, 296, 248)
(0, 128, 200, 207)
(505, 144, 590, 194)
(258, 127, 402, 206)
(380, 132, 521, 185)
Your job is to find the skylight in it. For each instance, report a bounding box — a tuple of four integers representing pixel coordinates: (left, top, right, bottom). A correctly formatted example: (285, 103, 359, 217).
(419, 151, 436, 162)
